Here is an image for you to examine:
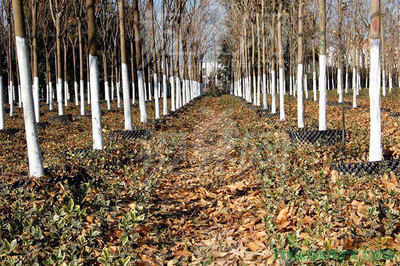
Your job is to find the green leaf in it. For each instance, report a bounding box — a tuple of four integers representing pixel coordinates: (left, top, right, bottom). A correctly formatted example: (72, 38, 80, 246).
(10, 240, 17, 251)
(4, 239, 10, 252)
(67, 198, 74, 212)
(57, 219, 65, 229)
(287, 233, 299, 248)
(97, 257, 107, 264)
(129, 210, 136, 221)
(103, 248, 111, 262)
(121, 235, 129, 245)
(123, 256, 131, 266)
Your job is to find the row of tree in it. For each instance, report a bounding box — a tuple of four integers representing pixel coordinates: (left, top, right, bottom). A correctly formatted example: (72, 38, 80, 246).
(1, 0, 219, 177)
(222, 0, 392, 163)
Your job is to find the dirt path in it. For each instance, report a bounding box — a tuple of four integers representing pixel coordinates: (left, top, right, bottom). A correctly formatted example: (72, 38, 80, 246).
(140, 98, 273, 265)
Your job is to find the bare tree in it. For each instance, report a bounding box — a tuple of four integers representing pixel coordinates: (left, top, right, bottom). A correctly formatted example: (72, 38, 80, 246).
(318, 0, 327, 131)
(119, 0, 133, 130)
(12, 0, 44, 177)
(369, 0, 382, 162)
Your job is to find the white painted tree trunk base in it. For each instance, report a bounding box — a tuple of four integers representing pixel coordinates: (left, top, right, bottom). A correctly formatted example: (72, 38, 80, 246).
(74, 81, 79, 106)
(338, 69, 343, 103)
(9, 82, 14, 117)
(80, 80, 85, 115)
(121, 63, 132, 131)
(297, 64, 304, 128)
(163, 75, 168, 115)
(105, 81, 111, 110)
(262, 74, 267, 110)
(33, 77, 40, 122)
(369, 39, 382, 162)
(154, 74, 160, 119)
(57, 78, 64, 115)
(271, 71, 276, 114)
(16, 36, 44, 177)
(176, 77, 181, 109)
(117, 81, 121, 109)
(170, 76, 176, 112)
(319, 55, 327, 131)
(89, 55, 104, 150)
(313, 72, 317, 102)
(49, 82, 54, 111)
(352, 68, 357, 108)
(138, 71, 147, 123)
(279, 67, 285, 121)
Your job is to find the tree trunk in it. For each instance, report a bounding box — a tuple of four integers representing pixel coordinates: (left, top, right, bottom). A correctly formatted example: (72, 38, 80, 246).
(170, 30, 176, 112)
(86, 44, 91, 105)
(352, 0, 358, 108)
(32, 0, 40, 122)
(337, 0, 343, 103)
(102, 52, 110, 110)
(114, 54, 119, 107)
(12, 0, 44, 177)
(261, 0, 267, 109)
(161, 0, 168, 115)
(72, 43, 79, 106)
(63, 37, 68, 107)
(133, 0, 147, 123)
(87, 0, 104, 150)
(251, 23, 256, 106)
(381, 13, 386, 96)
(256, 12, 261, 107)
(130, 40, 136, 105)
(369, 0, 382, 162)
(78, 19, 85, 115)
(297, 0, 305, 128)
(119, 0, 133, 130)
(8, 20, 14, 117)
(175, 23, 181, 109)
(0, 42, 4, 129)
(312, 0, 317, 102)
(278, 0, 285, 121)
(271, 0, 277, 114)
(149, 0, 159, 118)
(318, 0, 327, 131)
(56, 14, 63, 115)
(46, 51, 54, 110)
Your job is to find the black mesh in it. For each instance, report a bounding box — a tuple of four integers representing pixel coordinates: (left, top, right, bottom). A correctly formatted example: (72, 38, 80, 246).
(327, 101, 351, 106)
(0, 128, 19, 137)
(288, 129, 344, 145)
(109, 130, 152, 141)
(332, 160, 400, 176)
(51, 114, 73, 123)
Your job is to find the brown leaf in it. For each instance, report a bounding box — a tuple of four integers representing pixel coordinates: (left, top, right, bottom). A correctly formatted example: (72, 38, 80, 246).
(247, 241, 261, 252)
(330, 170, 339, 183)
(174, 250, 192, 257)
(86, 216, 94, 224)
(211, 250, 229, 258)
(276, 206, 290, 225)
